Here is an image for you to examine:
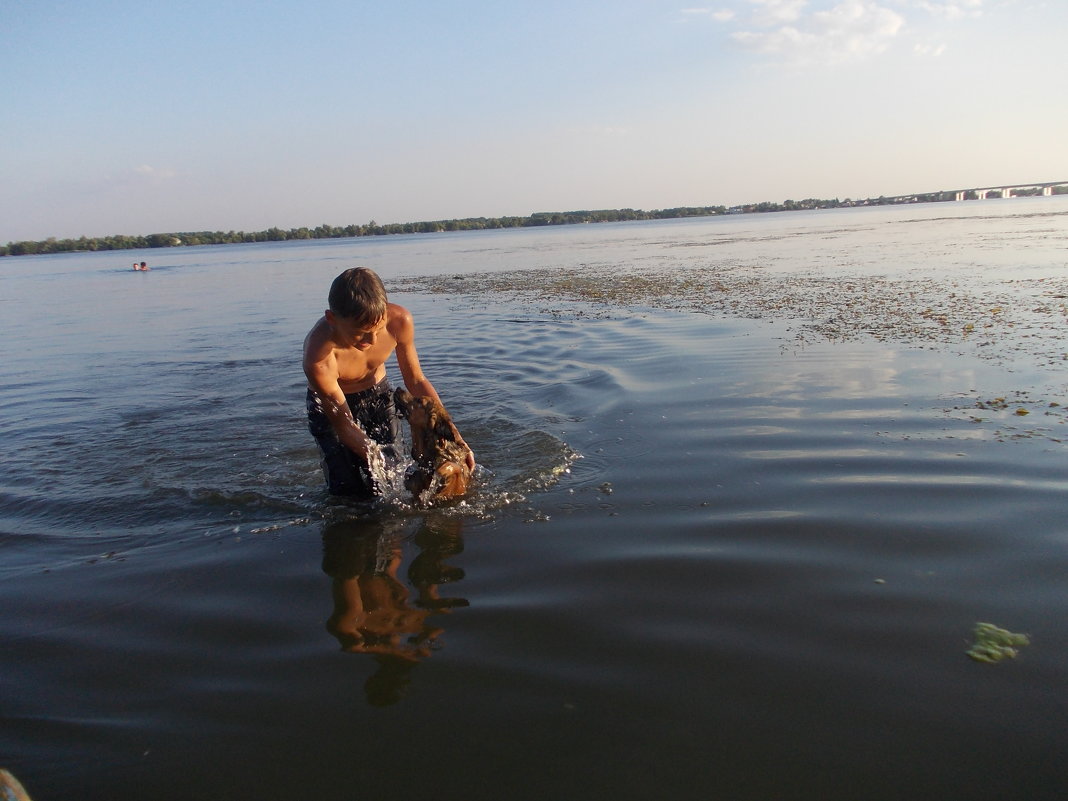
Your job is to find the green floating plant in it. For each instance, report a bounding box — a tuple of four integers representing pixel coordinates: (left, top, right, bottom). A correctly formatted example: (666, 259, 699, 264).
(966, 622, 1030, 663)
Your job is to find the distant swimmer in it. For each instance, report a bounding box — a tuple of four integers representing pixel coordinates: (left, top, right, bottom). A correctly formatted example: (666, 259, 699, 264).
(140, 261, 149, 271)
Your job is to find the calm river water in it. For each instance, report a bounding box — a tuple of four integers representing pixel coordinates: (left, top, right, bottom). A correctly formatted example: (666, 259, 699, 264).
(2, 198, 1067, 800)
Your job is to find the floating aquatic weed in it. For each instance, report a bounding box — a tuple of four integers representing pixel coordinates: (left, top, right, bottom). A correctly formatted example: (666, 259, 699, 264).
(249, 517, 314, 534)
(938, 390, 1068, 444)
(394, 266, 1068, 369)
(397, 265, 1068, 451)
(966, 622, 1030, 663)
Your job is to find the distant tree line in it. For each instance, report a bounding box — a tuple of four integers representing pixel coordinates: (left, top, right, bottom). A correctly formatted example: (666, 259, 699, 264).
(0, 207, 730, 257)
(3, 186, 1066, 258)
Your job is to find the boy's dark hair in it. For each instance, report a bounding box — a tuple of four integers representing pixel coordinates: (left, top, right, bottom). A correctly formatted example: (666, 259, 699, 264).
(328, 268, 388, 325)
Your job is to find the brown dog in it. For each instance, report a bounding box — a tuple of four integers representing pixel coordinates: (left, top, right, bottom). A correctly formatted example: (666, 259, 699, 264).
(394, 388, 471, 501)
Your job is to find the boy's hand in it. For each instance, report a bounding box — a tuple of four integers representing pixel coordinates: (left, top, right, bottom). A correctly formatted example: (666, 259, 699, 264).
(458, 438, 475, 471)
(449, 424, 475, 470)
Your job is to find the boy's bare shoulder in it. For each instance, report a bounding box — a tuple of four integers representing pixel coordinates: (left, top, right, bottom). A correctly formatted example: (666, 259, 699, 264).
(386, 302, 414, 339)
(303, 317, 335, 362)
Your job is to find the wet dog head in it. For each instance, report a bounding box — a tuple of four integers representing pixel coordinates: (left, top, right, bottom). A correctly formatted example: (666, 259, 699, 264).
(394, 387, 455, 441)
(394, 387, 471, 500)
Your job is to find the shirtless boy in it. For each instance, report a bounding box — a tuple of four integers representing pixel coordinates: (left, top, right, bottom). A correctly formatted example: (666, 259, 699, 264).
(303, 267, 474, 498)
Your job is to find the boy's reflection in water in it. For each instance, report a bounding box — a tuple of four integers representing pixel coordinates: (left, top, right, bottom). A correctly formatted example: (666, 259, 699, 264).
(321, 515, 468, 705)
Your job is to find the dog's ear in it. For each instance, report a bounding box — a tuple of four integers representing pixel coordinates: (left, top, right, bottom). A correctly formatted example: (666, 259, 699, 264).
(432, 409, 456, 441)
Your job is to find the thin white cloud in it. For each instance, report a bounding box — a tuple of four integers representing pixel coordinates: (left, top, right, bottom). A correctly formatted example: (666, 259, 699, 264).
(568, 125, 631, 140)
(731, 25, 811, 55)
(680, 7, 737, 22)
(748, 0, 810, 26)
(913, 40, 948, 55)
(83, 164, 180, 195)
(134, 164, 177, 182)
(908, 0, 983, 20)
(730, 1, 906, 65)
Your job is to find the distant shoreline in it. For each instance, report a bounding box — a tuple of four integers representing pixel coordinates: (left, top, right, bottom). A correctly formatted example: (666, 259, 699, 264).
(4, 182, 1066, 258)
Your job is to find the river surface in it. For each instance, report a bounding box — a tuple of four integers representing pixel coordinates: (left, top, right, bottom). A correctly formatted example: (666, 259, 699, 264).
(2, 198, 1067, 800)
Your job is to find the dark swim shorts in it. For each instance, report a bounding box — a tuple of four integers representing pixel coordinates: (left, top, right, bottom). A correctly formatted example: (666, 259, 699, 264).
(307, 376, 401, 498)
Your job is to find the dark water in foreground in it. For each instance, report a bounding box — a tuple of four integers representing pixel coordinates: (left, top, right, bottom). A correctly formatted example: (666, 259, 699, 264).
(2, 200, 1068, 800)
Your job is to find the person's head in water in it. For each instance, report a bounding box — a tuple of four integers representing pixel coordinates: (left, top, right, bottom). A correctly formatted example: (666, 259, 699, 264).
(328, 267, 388, 327)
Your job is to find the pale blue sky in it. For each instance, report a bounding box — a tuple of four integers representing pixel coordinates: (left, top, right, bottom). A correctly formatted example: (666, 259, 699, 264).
(3, 0, 1065, 241)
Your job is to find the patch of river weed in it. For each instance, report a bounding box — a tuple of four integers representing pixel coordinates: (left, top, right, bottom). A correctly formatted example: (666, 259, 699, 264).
(393, 267, 1068, 368)
(394, 267, 1068, 447)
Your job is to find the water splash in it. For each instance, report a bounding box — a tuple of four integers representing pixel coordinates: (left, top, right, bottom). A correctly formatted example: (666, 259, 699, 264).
(364, 440, 396, 497)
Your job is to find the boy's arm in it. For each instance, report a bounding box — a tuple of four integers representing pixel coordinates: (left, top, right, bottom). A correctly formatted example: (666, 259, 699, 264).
(390, 305, 476, 469)
(303, 345, 375, 459)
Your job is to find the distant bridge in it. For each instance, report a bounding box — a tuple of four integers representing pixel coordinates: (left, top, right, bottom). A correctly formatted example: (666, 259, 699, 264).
(952, 180, 1066, 201)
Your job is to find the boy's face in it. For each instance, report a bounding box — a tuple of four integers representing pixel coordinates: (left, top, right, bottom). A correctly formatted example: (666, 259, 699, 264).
(326, 311, 387, 351)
